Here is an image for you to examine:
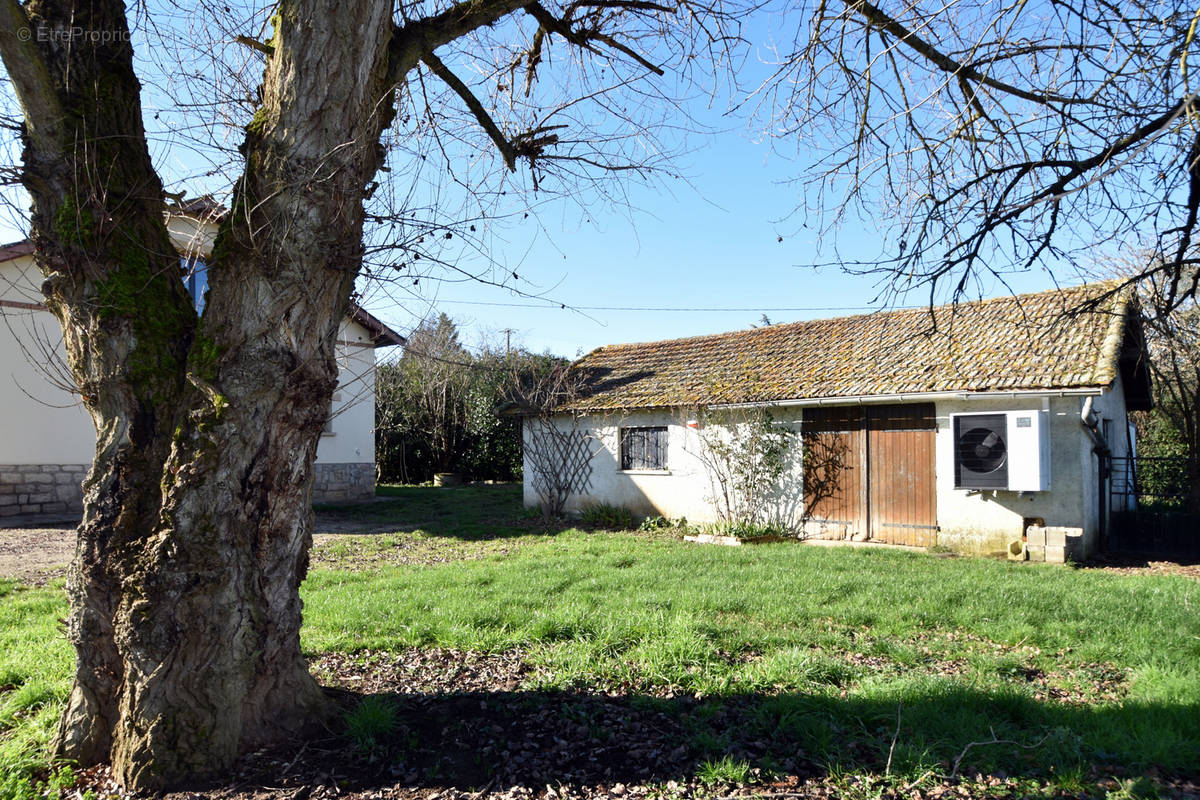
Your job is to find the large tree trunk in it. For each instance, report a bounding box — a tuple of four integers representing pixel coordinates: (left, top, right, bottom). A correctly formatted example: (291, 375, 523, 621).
(0, 0, 397, 789)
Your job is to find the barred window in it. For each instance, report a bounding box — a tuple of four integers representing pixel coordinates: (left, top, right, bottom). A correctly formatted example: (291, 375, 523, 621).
(620, 426, 668, 471)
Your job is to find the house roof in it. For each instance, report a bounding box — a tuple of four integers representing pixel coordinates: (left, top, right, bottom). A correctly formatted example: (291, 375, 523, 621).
(166, 195, 228, 221)
(564, 280, 1152, 412)
(0, 240, 34, 261)
(347, 301, 406, 348)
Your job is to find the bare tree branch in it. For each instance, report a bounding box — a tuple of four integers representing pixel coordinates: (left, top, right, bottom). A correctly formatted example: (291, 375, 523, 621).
(0, 0, 67, 154)
(422, 51, 520, 171)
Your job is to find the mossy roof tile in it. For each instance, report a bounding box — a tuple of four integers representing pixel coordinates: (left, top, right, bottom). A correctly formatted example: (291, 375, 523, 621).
(564, 280, 1132, 411)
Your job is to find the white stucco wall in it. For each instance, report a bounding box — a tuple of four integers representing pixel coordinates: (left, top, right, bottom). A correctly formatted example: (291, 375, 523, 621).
(523, 408, 805, 523)
(1, 253, 377, 469)
(523, 409, 712, 520)
(0, 255, 96, 465)
(318, 318, 377, 466)
(165, 213, 218, 259)
(527, 390, 1128, 554)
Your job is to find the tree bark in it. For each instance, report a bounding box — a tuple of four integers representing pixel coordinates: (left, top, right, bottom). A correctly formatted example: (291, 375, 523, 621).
(1, 0, 397, 790)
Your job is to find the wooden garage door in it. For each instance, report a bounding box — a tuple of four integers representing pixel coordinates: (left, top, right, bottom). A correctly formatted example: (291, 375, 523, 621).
(802, 404, 936, 545)
(801, 407, 866, 537)
(867, 404, 937, 546)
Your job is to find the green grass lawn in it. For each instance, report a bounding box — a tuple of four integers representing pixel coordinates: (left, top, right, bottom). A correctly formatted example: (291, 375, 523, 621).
(302, 527, 1200, 784)
(2, 484, 1198, 797)
(0, 580, 73, 800)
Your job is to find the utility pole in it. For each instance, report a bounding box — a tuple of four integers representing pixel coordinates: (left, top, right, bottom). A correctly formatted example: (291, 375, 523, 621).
(503, 328, 514, 357)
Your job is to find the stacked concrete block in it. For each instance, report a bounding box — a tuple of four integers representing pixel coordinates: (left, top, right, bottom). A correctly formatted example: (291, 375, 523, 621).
(1024, 525, 1086, 563)
(0, 464, 86, 517)
(1024, 525, 1046, 561)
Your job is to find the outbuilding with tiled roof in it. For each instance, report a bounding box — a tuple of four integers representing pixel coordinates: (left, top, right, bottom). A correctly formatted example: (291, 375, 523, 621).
(520, 282, 1152, 560)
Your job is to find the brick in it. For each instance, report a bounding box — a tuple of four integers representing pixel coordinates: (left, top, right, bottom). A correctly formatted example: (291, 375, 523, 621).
(1045, 528, 1067, 547)
(0, 494, 17, 506)
(0, 472, 22, 483)
(1045, 545, 1066, 563)
(0, 506, 22, 517)
(1025, 526, 1046, 547)
(26, 492, 53, 504)
(41, 502, 68, 513)
(1026, 545, 1046, 562)
(0, 483, 16, 494)
(19, 504, 43, 514)
(26, 473, 53, 484)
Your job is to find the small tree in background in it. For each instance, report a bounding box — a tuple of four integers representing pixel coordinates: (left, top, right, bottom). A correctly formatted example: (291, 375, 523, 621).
(457, 349, 526, 481)
(376, 318, 558, 483)
(406, 314, 471, 474)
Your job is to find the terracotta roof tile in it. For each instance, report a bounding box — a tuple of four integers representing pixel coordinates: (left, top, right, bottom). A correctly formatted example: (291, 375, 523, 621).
(565, 281, 1132, 411)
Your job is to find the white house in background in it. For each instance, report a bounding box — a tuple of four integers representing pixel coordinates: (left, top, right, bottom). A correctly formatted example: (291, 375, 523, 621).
(523, 281, 1152, 560)
(0, 204, 404, 515)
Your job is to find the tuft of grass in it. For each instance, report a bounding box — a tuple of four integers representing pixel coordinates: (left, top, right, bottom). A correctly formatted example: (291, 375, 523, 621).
(578, 503, 636, 530)
(697, 755, 751, 785)
(345, 695, 401, 753)
(705, 520, 789, 540)
(1108, 776, 1164, 800)
(638, 516, 689, 533)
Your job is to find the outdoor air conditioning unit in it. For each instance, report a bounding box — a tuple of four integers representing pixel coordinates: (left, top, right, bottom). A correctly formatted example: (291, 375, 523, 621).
(952, 411, 1049, 492)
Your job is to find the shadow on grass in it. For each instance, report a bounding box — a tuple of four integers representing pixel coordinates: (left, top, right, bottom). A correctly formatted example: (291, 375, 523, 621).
(313, 484, 572, 542)
(226, 684, 1199, 794)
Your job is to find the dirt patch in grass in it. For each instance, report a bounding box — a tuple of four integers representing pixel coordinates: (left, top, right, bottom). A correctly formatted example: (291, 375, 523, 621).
(0, 509, 515, 584)
(0, 526, 73, 586)
(309, 530, 538, 571)
(1079, 553, 1200, 580)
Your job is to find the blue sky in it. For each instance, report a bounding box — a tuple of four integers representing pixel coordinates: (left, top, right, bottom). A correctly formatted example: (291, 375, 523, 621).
(366, 123, 1084, 359)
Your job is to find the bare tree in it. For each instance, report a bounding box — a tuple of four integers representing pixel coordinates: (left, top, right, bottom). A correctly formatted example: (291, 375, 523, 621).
(0, 0, 740, 789)
(395, 313, 471, 474)
(758, 1, 1200, 309)
(684, 407, 846, 534)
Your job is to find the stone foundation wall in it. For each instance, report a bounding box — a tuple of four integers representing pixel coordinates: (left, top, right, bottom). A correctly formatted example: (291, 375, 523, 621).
(0, 464, 87, 517)
(2, 462, 374, 516)
(313, 462, 375, 503)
